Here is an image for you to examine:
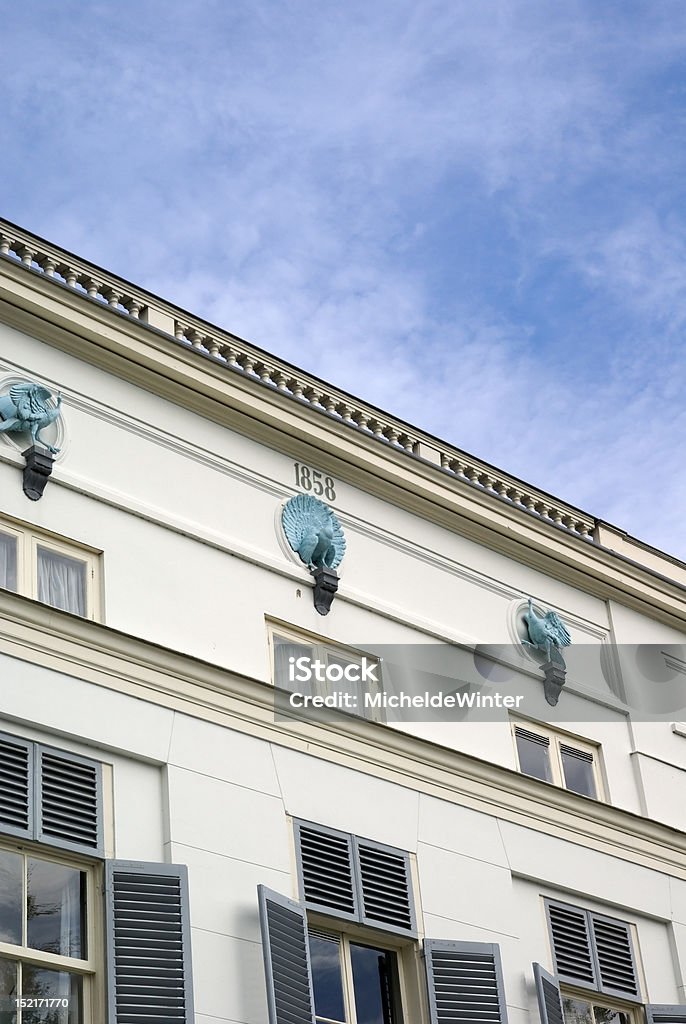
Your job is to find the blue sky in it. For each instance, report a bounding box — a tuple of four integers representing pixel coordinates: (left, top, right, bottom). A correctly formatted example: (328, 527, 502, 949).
(3, 2, 686, 557)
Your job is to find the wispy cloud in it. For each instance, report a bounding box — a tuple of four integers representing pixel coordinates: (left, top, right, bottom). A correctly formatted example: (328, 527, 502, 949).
(3, 1, 686, 555)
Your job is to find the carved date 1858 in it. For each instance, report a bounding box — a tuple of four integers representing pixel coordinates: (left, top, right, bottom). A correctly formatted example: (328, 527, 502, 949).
(294, 463, 336, 501)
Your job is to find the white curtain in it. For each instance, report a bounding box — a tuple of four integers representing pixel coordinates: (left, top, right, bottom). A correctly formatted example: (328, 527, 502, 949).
(0, 533, 16, 592)
(37, 549, 85, 616)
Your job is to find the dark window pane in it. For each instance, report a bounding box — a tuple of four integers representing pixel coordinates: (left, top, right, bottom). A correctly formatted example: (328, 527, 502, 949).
(594, 1007, 629, 1024)
(21, 967, 81, 1024)
(36, 549, 86, 616)
(0, 534, 17, 593)
(563, 998, 594, 1024)
(515, 733, 552, 782)
(27, 859, 86, 959)
(0, 957, 17, 1024)
(309, 932, 345, 1024)
(351, 943, 400, 1024)
(561, 748, 597, 798)
(0, 851, 22, 945)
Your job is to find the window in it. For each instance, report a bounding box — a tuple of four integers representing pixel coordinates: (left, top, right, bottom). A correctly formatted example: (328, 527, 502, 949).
(0, 517, 100, 619)
(513, 723, 601, 799)
(269, 625, 384, 722)
(258, 820, 509, 1024)
(309, 928, 403, 1024)
(0, 843, 98, 1023)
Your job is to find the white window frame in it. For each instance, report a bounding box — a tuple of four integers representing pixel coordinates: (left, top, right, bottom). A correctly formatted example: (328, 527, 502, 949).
(307, 914, 418, 1024)
(511, 719, 604, 800)
(267, 622, 385, 722)
(0, 837, 105, 1023)
(559, 984, 642, 1024)
(0, 514, 101, 620)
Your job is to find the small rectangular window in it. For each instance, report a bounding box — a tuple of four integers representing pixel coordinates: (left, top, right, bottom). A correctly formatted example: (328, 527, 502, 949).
(0, 530, 17, 592)
(0, 515, 100, 619)
(513, 721, 603, 800)
(308, 929, 402, 1024)
(560, 745, 597, 799)
(37, 546, 87, 616)
(515, 728, 552, 783)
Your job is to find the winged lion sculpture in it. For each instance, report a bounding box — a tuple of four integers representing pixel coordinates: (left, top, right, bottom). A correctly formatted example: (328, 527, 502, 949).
(0, 382, 62, 454)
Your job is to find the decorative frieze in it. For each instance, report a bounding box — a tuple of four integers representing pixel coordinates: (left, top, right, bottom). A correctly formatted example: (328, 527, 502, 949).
(0, 219, 596, 541)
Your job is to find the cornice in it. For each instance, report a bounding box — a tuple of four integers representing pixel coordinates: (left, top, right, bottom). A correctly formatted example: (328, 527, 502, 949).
(0, 591, 684, 880)
(1, 244, 686, 630)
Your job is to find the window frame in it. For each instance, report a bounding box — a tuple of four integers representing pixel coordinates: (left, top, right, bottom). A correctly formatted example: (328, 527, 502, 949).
(0, 513, 101, 621)
(559, 983, 642, 1024)
(267, 622, 385, 723)
(511, 719, 604, 800)
(307, 915, 414, 1024)
(0, 836, 105, 1023)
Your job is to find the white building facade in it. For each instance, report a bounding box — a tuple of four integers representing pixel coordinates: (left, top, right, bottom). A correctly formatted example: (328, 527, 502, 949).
(0, 219, 685, 1024)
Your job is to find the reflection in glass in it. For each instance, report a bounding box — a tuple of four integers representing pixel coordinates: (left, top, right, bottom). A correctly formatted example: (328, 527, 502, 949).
(21, 967, 81, 1024)
(351, 943, 399, 1024)
(594, 1007, 629, 1024)
(515, 732, 552, 782)
(0, 958, 17, 1024)
(27, 860, 86, 959)
(309, 932, 345, 1024)
(0, 852, 22, 945)
(36, 548, 86, 617)
(0, 534, 17, 593)
(563, 998, 594, 1024)
(561, 748, 597, 798)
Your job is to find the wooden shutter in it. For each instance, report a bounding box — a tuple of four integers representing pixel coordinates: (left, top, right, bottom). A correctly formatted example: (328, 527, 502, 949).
(546, 900, 597, 988)
(590, 913, 640, 999)
(37, 745, 102, 854)
(106, 861, 194, 1024)
(0, 731, 32, 838)
(424, 939, 508, 1024)
(295, 820, 359, 921)
(355, 837, 416, 935)
(646, 1007, 686, 1024)
(258, 885, 315, 1024)
(533, 963, 564, 1024)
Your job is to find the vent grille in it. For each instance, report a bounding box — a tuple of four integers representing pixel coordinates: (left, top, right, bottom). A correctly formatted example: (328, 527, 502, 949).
(357, 841, 413, 931)
(263, 895, 314, 1024)
(559, 744, 593, 763)
(0, 735, 30, 832)
(111, 869, 189, 1022)
(298, 824, 356, 915)
(40, 751, 99, 849)
(592, 916, 639, 997)
(515, 728, 550, 746)
(548, 902, 596, 985)
(426, 944, 504, 1024)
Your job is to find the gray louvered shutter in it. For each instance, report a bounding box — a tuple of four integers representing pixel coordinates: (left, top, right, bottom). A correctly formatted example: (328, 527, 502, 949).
(37, 744, 103, 854)
(646, 1007, 686, 1024)
(355, 837, 416, 936)
(258, 885, 315, 1024)
(424, 939, 508, 1024)
(106, 861, 194, 1024)
(295, 820, 359, 921)
(546, 900, 597, 988)
(533, 963, 564, 1024)
(0, 731, 32, 838)
(589, 913, 640, 999)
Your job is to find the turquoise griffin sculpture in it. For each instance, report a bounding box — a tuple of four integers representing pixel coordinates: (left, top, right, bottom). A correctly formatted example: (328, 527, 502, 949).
(522, 598, 571, 664)
(282, 494, 346, 569)
(0, 383, 62, 453)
